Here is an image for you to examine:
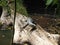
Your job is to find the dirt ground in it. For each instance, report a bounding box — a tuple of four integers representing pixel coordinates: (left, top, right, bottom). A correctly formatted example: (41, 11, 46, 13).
(30, 15, 60, 34)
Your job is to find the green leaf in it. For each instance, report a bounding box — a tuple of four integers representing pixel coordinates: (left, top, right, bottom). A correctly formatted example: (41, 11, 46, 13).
(52, 0, 58, 5)
(16, 0, 28, 16)
(46, 0, 53, 6)
(0, 0, 7, 7)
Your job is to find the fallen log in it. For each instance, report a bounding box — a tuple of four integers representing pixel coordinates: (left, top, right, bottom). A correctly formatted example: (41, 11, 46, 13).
(0, 7, 60, 45)
(13, 11, 60, 45)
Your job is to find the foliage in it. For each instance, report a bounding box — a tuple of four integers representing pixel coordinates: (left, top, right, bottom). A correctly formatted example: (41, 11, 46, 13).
(46, 0, 60, 18)
(46, 0, 53, 6)
(46, 0, 58, 7)
(0, 0, 7, 8)
(0, 0, 28, 16)
(16, 0, 28, 16)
